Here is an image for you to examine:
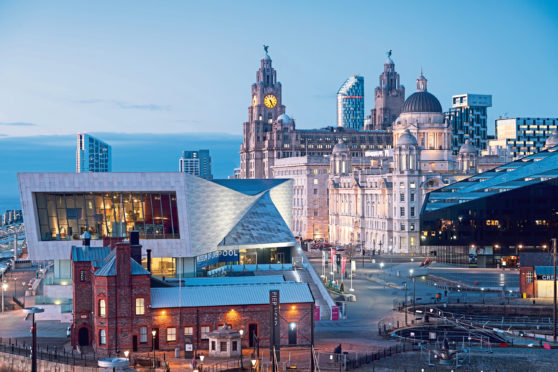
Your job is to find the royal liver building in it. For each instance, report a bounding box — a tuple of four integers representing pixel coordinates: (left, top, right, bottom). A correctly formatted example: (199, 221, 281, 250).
(328, 73, 496, 254)
(240, 48, 392, 179)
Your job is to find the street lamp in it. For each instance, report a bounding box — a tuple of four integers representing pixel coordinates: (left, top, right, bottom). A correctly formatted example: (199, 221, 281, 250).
(251, 353, 258, 372)
(481, 288, 485, 304)
(151, 329, 157, 368)
(1, 282, 7, 312)
(23, 307, 44, 372)
(200, 353, 205, 372)
(239, 329, 244, 369)
(409, 269, 416, 314)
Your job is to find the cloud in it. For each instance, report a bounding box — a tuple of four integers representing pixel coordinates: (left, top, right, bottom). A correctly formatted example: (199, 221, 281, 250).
(0, 122, 39, 127)
(77, 99, 170, 111)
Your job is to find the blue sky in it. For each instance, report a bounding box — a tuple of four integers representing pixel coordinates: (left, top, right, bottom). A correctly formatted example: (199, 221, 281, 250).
(0, 0, 557, 137)
(0, 0, 557, 210)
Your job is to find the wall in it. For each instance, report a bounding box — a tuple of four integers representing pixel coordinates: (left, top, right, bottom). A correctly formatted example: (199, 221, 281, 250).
(0, 351, 98, 372)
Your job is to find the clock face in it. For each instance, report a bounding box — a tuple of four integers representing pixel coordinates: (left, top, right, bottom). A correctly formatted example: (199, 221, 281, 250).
(264, 94, 277, 109)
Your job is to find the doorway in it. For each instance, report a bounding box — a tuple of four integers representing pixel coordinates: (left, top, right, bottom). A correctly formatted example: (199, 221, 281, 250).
(153, 328, 159, 350)
(288, 322, 297, 345)
(78, 327, 89, 346)
(132, 335, 138, 352)
(277, 252, 285, 264)
(248, 324, 258, 347)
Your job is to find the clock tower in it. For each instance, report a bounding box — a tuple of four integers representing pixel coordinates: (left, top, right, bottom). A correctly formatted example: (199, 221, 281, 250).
(241, 47, 287, 179)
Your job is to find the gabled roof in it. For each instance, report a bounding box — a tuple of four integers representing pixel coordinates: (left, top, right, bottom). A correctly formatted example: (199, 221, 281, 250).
(94, 255, 151, 277)
(71, 246, 111, 268)
(218, 192, 295, 247)
(210, 179, 289, 196)
(150, 282, 313, 308)
(424, 146, 558, 212)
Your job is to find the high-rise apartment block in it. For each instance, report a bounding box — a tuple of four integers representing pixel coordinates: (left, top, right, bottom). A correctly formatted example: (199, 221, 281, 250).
(179, 150, 212, 179)
(337, 75, 364, 130)
(489, 117, 558, 158)
(76, 133, 112, 173)
(367, 51, 405, 130)
(446, 94, 492, 153)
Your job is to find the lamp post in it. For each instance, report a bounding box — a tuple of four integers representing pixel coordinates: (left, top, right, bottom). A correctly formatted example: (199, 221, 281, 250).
(404, 282, 408, 325)
(251, 353, 257, 372)
(481, 288, 485, 304)
(1, 282, 7, 312)
(239, 329, 244, 369)
(200, 353, 205, 372)
(22, 281, 26, 307)
(152, 329, 157, 369)
(23, 307, 44, 372)
(410, 269, 416, 314)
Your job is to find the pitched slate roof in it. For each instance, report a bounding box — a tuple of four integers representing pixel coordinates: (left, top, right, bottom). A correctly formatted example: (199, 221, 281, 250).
(520, 252, 554, 267)
(94, 254, 151, 277)
(150, 282, 314, 308)
(71, 246, 112, 268)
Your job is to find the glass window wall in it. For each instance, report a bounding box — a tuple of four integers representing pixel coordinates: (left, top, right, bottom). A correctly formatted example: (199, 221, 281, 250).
(35, 192, 179, 241)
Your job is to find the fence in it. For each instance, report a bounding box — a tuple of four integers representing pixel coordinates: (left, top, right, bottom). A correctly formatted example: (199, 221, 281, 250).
(315, 343, 415, 371)
(0, 339, 99, 367)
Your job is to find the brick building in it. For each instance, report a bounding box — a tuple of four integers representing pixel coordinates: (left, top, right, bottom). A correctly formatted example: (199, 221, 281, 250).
(70, 235, 314, 355)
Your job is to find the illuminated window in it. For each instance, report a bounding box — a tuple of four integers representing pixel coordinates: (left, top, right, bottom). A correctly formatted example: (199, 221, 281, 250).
(99, 299, 106, 318)
(167, 327, 176, 342)
(135, 298, 145, 315)
(80, 270, 86, 282)
(314, 179, 318, 185)
(184, 326, 193, 336)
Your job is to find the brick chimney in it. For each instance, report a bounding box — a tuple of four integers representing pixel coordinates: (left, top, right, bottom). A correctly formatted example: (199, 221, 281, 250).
(115, 241, 131, 284)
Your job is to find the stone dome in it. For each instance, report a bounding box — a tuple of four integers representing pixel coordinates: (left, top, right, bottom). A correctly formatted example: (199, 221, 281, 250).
(459, 139, 477, 154)
(544, 131, 558, 149)
(332, 139, 349, 154)
(397, 129, 418, 147)
(277, 113, 292, 124)
(401, 91, 442, 114)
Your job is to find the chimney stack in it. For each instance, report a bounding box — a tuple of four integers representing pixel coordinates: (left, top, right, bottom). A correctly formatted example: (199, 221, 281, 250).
(129, 231, 142, 265)
(81, 231, 91, 252)
(146, 249, 152, 273)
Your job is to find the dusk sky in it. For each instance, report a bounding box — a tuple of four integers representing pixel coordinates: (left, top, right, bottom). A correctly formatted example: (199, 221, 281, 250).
(0, 0, 557, 210)
(1, 0, 557, 138)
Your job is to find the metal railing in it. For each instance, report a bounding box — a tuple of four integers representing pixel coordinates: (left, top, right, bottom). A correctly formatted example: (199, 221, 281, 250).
(0, 339, 99, 367)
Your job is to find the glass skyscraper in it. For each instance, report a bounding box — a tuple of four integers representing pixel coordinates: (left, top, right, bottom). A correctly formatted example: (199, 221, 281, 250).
(337, 75, 364, 130)
(76, 133, 112, 173)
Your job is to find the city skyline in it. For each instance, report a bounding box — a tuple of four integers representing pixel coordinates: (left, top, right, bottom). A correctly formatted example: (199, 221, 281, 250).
(0, 1, 557, 138)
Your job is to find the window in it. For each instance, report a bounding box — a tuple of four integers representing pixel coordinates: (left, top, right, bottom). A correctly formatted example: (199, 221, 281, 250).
(184, 326, 193, 336)
(211, 341, 216, 351)
(313, 179, 318, 185)
(400, 207, 405, 217)
(526, 271, 533, 284)
(410, 193, 415, 202)
(400, 224, 405, 231)
(99, 329, 106, 345)
(399, 182, 404, 189)
(400, 193, 404, 202)
(80, 270, 86, 282)
(232, 341, 238, 352)
(410, 182, 416, 189)
(201, 326, 210, 340)
(99, 299, 106, 318)
(313, 188, 318, 195)
(140, 327, 148, 343)
(135, 298, 145, 315)
(410, 207, 415, 217)
(313, 211, 318, 217)
(410, 224, 415, 231)
(167, 327, 176, 342)
(220, 341, 227, 351)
